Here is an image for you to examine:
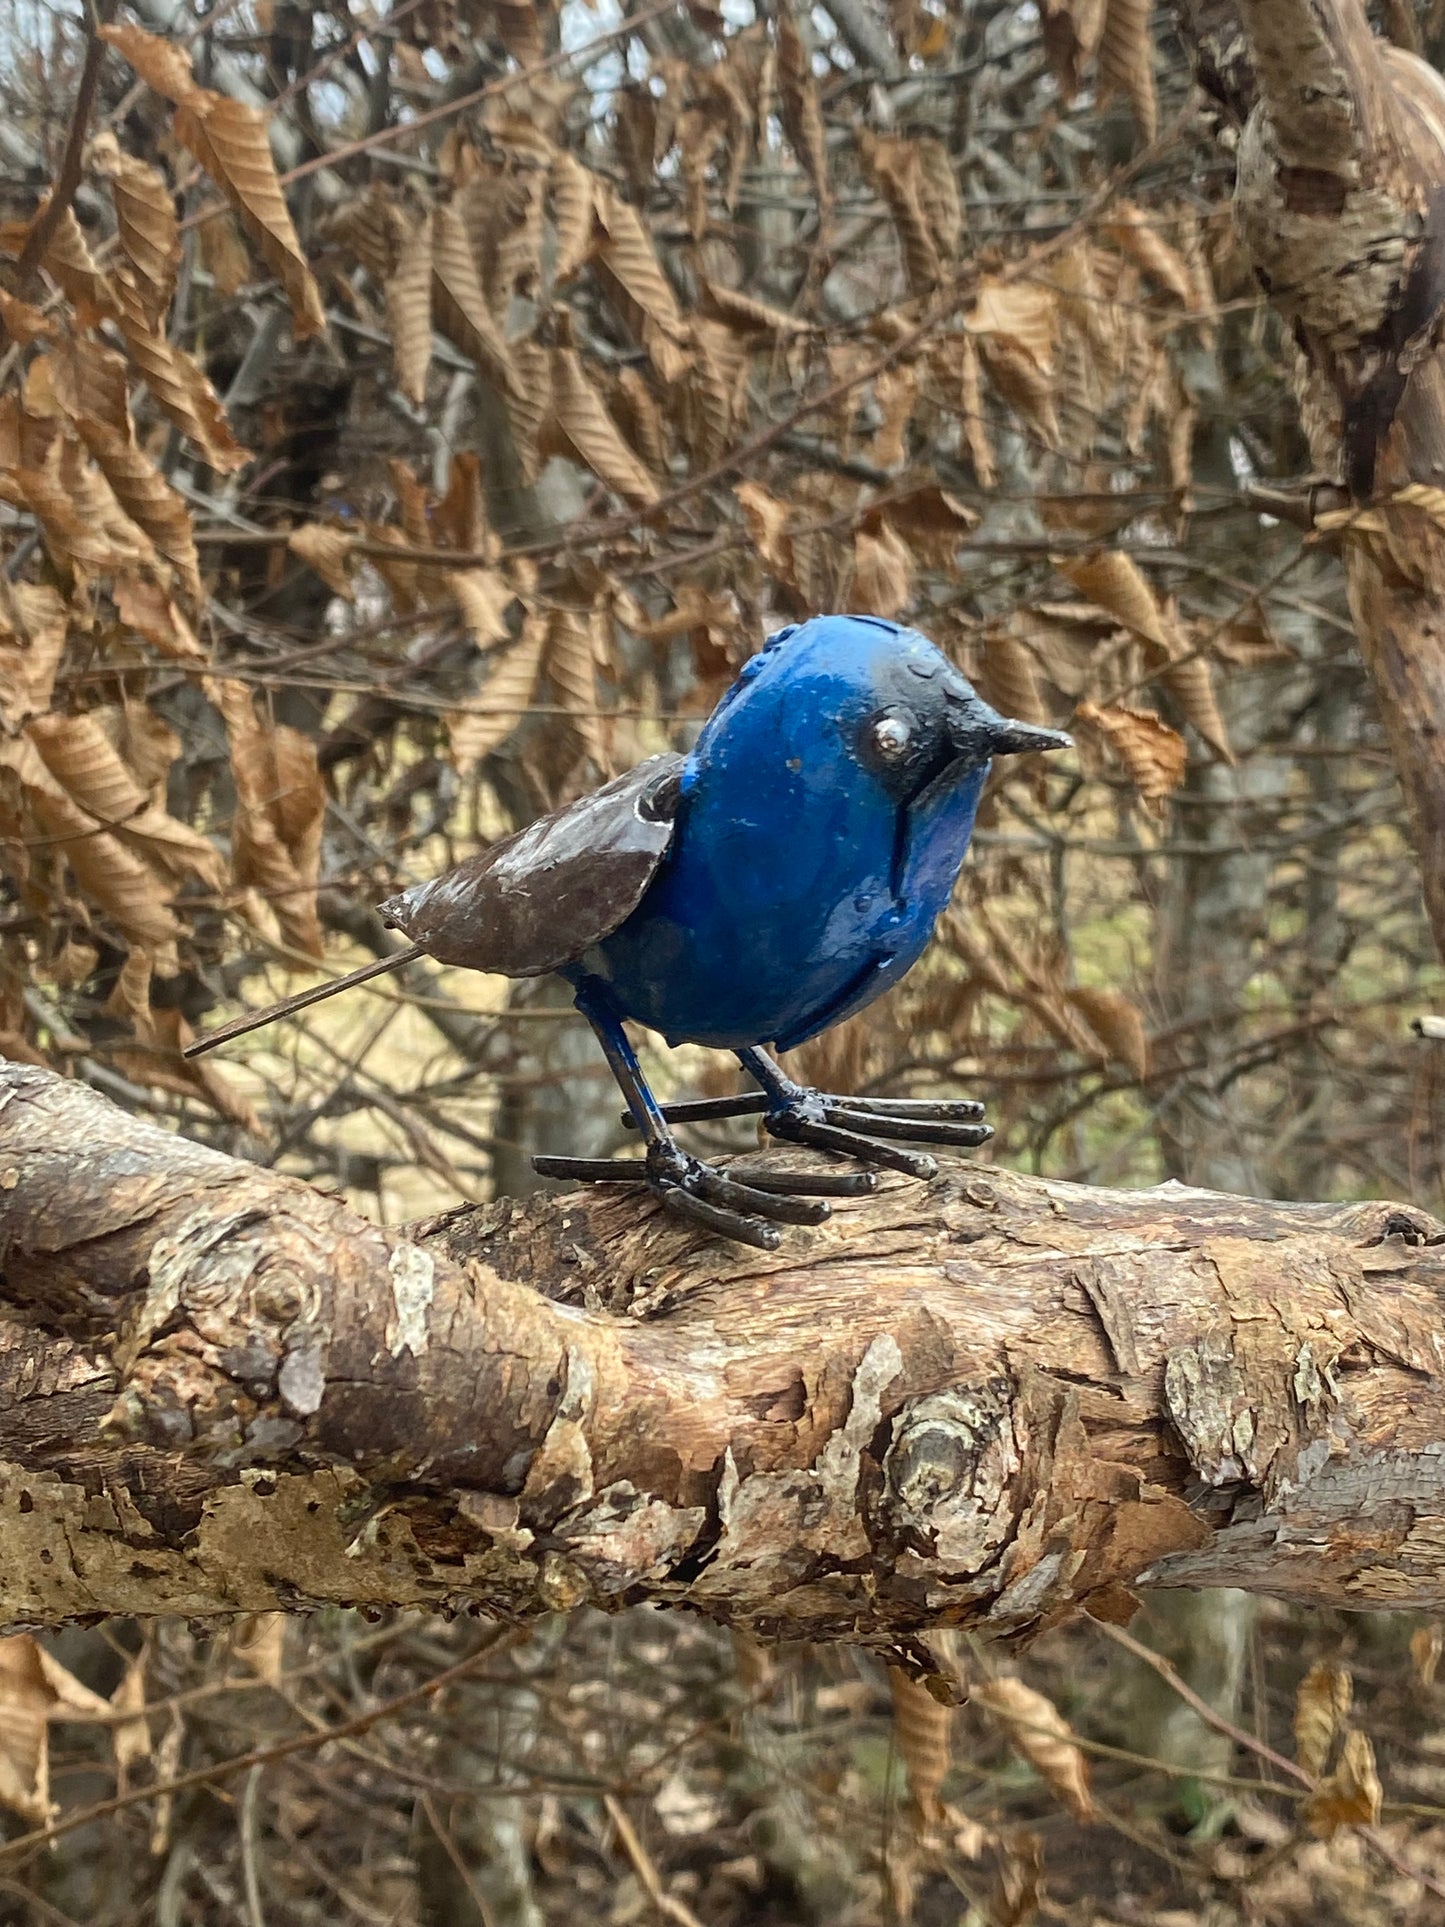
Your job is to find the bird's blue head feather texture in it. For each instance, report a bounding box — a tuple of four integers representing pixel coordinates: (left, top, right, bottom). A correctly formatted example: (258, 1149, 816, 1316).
(687, 613, 1061, 805)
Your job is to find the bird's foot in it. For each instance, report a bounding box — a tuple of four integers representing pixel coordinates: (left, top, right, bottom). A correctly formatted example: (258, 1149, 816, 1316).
(532, 1143, 861, 1251)
(633, 1087, 992, 1177)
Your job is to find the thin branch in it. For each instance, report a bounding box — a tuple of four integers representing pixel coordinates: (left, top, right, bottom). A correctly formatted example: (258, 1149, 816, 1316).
(603, 1795, 707, 1927)
(0, 1630, 526, 1871)
(1099, 1622, 1445, 1903)
(17, 0, 120, 280)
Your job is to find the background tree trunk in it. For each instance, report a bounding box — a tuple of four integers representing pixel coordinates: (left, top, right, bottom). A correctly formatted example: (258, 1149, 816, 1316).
(1180, 0, 1445, 965)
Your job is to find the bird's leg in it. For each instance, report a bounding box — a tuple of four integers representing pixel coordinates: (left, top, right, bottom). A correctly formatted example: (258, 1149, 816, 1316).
(532, 986, 839, 1251)
(735, 1046, 993, 1176)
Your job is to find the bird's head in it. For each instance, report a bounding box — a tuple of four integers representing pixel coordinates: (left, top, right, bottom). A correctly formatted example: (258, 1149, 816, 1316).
(811, 616, 1071, 801)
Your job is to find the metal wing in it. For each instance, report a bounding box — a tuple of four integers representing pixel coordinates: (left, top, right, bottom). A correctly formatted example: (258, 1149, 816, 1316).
(377, 754, 684, 978)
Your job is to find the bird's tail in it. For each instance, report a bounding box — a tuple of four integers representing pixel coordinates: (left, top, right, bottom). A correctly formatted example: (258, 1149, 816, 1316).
(182, 943, 427, 1058)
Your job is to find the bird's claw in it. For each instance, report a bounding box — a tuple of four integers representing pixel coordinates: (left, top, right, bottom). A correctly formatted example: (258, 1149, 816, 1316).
(626, 1086, 992, 1174)
(761, 1108, 940, 1179)
(532, 1146, 831, 1251)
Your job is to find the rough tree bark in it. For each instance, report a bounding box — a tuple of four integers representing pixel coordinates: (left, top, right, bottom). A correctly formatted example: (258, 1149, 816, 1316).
(1180, 0, 1445, 963)
(3, 1060, 1445, 1648)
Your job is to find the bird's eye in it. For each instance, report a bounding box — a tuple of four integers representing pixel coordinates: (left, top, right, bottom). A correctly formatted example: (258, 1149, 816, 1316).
(872, 715, 912, 759)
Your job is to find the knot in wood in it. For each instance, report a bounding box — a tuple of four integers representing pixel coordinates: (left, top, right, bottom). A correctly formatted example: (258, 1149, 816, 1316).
(876, 1382, 1020, 1577)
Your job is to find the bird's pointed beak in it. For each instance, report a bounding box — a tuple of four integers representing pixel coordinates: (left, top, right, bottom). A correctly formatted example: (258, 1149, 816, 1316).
(947, 693, 1071, 760)
(988, 718, 1073, 757)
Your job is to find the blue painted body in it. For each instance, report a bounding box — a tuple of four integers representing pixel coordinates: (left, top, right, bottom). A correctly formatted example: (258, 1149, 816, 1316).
(576, 616, 989, 1051)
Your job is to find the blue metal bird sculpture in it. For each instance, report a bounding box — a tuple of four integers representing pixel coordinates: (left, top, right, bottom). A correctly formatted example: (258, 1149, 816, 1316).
(187, 615, 1070, 1247)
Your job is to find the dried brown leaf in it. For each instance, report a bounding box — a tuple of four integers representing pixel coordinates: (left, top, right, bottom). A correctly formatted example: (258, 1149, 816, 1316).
(889, 1667, 951, 1828)
(735, 480, 800, 593)
(74, 416, 202, 602)
(2, 206, 118, 326)
(958, 333, 996, 489)
(110, 1651, 152, 1781)
(91, 132, 181, 332)
(104, 949, 154, 1032)
(288, 523, 358, 598)
(870, 364, 918, 471)
(611, 366, 670, 473)
(115, 573, 205, 662)
(1161, 653, 1233, 763)
(547, 348, 659, 505)
(0, 734, 179, 961)
(462, 151, 546, 318)
(0, 1636, 55, 1824)
(852, 522, 913, 618)
(776, 4, 829, 210)
(432, 200, 518, 395)
(1412, 1624, 1443, 1687)
(96, 701, 180, 802)
(0, 582, 68, 732)
(448, 607, 548, 769)
(505, 336, 550, 483)
(700, 279, 814, 336)
(916, 136, 963, 259)
(198, 208, 252, 295)
(1072, 700, 1186, 813)
(113, 269, 248, 473)
(112, 1003, 263, 1130)
(447, 568, 516, 649)
(969, 280, 1060, 449)
(975, 1678, 1094, 1822)
(869, 484, 978, 569)
(862, 132, 942, 293)
(550, 149, 595, 283)
(213, 682, 326, 959)
(102, 24, 323, 337)
(1105, 201, 1193, 307)
(178, 100, 325, 337)
(979, 625, 1048, 725)
(1295, 1660, 1352, 1777)
(387, 204, 434, 407)
(1065, 986, 1150, 1080)
(1041, 0, 1107, 97)
(232, 1614, 287, 1689)
(547, 606, 605, 773)
(592, 184, 690, 380)
(992, 1829, 1045, 1927)
(1206, 608, 1295, 667)
(1098, 0, 1156, 142)
(1056, 548, 1175, 653)
(0, 1635, 112, 1826)
(99, 20, 205, 105)
(26, 711, 223, 888)
(0, 289, 56, 346)
(1303, 1729, 1382, 1838)
(33, 335, 130, 436)
(679, 319, 744, 464)
(433, 452, 491, 556)
(6, 448, 145, 581)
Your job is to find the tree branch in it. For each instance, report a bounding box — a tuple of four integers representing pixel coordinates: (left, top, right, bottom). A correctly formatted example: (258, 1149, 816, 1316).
(3, 1060, 1444, 1645)
(17, 0, 119, 281)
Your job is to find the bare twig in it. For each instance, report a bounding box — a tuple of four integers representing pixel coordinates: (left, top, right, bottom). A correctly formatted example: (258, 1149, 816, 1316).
(17, 0, 120, 280)
(0, 1629, 526, 1870)
(240, 1766, 268, 1927)
(603, 1795, 707, 1927)
(1099, 1622, 1445, 1903)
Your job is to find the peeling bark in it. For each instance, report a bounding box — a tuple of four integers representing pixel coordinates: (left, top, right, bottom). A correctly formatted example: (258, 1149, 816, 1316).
(3, 1061, 1445, 1649)
(1179, 0, 1445, 963)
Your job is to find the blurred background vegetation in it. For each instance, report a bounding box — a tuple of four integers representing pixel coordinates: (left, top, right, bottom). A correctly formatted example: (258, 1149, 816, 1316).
(2, 0, 1445, 1918)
